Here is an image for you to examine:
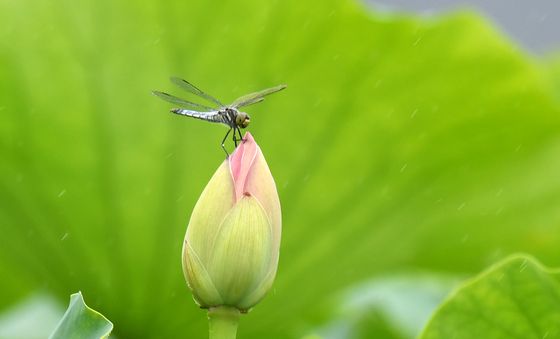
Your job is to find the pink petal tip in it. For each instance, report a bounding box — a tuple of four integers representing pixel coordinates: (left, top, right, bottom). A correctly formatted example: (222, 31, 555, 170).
(229, 132, 259, 202)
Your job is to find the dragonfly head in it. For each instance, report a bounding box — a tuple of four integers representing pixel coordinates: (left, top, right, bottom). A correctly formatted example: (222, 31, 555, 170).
(236, 112, 251, 129)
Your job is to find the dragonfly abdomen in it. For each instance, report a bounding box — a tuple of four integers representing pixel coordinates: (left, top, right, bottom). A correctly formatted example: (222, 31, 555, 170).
(171, 108, 232, 126)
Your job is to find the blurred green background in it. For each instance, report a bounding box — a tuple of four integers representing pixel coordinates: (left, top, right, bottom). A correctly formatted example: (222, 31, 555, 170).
(1, 0, 560, 338)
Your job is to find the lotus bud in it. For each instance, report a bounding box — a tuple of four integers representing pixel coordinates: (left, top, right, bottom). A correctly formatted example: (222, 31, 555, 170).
(182, 132, 282, 312)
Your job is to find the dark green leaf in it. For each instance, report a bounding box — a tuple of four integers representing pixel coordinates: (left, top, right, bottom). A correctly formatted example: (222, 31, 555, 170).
(419, 255, 560, 339)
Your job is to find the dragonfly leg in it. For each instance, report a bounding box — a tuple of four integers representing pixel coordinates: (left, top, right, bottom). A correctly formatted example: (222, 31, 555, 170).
(232, 127, 238, 147)
(232, 127, 244, 146)
(221, 128, 232, 157)
(236, 127, 244, 143)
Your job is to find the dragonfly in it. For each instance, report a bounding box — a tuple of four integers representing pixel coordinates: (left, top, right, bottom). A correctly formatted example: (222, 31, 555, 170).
(153, 77, 287, 155)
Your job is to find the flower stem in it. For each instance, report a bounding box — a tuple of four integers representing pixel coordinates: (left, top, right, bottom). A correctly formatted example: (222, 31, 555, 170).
(208, 306, 240, 339)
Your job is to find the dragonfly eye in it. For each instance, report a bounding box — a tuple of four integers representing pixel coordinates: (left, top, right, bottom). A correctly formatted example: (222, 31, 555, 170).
(236, 112, 250, 128)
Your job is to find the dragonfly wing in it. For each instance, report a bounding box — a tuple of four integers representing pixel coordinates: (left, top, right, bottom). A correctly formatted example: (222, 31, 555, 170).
(231, 84, 287, 108)
(152, 91, 215, 111)
(170, 77, 224, 107)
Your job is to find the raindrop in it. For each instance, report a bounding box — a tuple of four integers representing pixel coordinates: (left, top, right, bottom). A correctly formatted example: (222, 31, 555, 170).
(400, 163, 408, 172)
(387, 109, 393, 118)
(410, 109, 418, 119)
(57, 189, 66, 198)
(60, 233, 69, 241)
(457, 202, 466, 211)
(495, 188, 503, 197)
(519, 259, 528, 272)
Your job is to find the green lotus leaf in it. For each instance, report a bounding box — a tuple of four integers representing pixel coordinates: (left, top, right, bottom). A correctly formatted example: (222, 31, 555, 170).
(420, 255, 560, 339)
(49, 292, 112, 339)
(1, 0, 559, 338)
